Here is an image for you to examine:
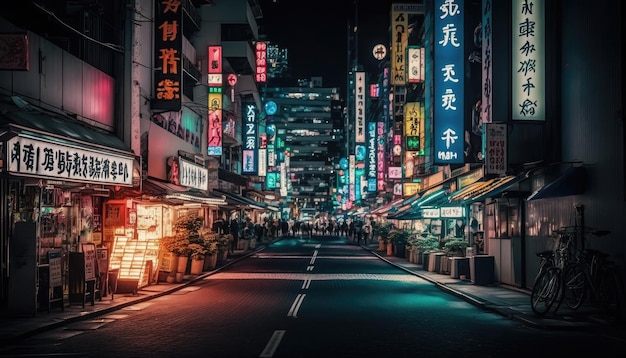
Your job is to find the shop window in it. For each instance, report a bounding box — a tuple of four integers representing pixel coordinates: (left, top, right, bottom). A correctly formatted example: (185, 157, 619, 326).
(495, 199, 520, 238)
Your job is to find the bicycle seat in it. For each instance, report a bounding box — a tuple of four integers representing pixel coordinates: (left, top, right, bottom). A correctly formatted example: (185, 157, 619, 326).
(536, 250, 554, 258)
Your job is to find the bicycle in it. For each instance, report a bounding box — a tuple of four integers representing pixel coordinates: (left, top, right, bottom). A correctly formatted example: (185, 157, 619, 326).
(530, 229, 572, 316)
(560, 241, 624, 317)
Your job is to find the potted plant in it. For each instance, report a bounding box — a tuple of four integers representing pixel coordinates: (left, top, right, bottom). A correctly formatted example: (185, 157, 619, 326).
(216, 234, 231, 262)
(188, 243, 208, 275)
(406, 236, 421, 263)
(170, 213, 205, 281)
(415, 235, 441, 268)
(388, 229, 410, 257)
(160, 234, 191, 283)
(374, 222, 394, 251)
(443, 237, 469, 257)
(202, 237, 219, 271)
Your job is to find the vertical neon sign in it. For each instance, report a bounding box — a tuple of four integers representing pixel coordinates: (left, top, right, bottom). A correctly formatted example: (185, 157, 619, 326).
(434, 0, 464, 164)
(512, 0, 545, 120)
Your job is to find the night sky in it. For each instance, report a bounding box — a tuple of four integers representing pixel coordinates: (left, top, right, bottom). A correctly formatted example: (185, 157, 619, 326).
(258, 0, 396, 92)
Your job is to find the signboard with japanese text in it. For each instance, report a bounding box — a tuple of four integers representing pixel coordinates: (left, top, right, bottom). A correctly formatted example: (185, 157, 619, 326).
(391, 5, 408, 85)
(404, 102, 423, 153)
(354, 72, 366, 143)
(48, 249, 63, 287)
(207, 90, 223, 156)
(440, 206, 465, 218)
(482, 0, 493, 124)
(208, 46, 222, 87)
(388, 166, 402, 179)
(485, 123, 507, 175)
(407, 46, 424, 83)
(255, 41, 267, 83)
(7, 135, 133, 186)
(153, 0, 182, 111)
(376, 121, 386, 191)
(512, 0, 545, 120)
(349, 155, 356, 202)
(178, 157, 209, 191)
(366, 121, 377, 191)
(422, 208, 440, 218)
(81, 243, 97, 281)
(258, 149, 267, 177)
(242, 103, 258, 174)
(434, 0, 465, 164)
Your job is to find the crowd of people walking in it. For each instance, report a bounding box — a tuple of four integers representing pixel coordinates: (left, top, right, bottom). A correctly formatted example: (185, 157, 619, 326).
(212, 215, 376, 245)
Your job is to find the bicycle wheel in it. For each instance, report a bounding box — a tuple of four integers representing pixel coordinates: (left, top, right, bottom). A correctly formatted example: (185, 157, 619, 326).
(598, 266, 623, 316)
(531, 267, 561, 316)
(562, 263, 586, 310)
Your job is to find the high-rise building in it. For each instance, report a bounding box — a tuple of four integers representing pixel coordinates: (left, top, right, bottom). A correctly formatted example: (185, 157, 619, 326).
(262, 81, 343, 216)
(266, 43, 290, 79)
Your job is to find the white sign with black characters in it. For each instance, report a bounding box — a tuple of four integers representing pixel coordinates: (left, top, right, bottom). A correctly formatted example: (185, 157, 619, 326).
(178, 157, 209, 191)
(7, 135, 133, 186)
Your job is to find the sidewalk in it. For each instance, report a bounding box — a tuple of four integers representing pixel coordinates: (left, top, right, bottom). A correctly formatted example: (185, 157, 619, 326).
(0, 246, 263, 346)
(361, 241, 626, 335)
(1, 240, 625, 347)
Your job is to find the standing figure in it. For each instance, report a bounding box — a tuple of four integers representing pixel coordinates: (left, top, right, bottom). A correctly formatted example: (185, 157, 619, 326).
(229, 219, 240, 254)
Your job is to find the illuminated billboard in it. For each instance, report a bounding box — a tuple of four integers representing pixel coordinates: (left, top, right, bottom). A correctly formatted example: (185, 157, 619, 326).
(434, 0, 465, 164)
(512, 0, 545, 120)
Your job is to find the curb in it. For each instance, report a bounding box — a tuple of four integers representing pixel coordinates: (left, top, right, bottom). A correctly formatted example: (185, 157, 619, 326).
(364, 246, 551, 330)
(3, 245, 268, 345)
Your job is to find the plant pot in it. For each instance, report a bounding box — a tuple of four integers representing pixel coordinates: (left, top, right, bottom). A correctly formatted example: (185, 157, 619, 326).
(250, 238, 256, 249)
(217, 250, 228, 263)
(386, 243, 393, 256)
(239, 239, 250, 250)
(378, 239, 386, 251)
(203, 253, 218, 271)
(175, 255, 189, 282)
(166, 254, 180, 283)
(190, 258, 204, 275)
(422, 252, 430, 269)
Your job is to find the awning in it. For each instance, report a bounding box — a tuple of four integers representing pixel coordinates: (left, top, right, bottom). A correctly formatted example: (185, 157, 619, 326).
(1, 96, 137, 187)
(370, 198, 404, 215)
(460, 174, 527, 203)
(527, 166, 586, 201)
(143, 179, 227, 206)
(388, 189, 449, 220)
(213, 189, 267, 210)
(411, 188, 448, 208)
(448, 180, 490, 203)
(387, 194, 420, 216)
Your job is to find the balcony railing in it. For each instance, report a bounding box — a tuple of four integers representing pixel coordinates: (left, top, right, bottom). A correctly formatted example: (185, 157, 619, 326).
(182, 0, 201, 31)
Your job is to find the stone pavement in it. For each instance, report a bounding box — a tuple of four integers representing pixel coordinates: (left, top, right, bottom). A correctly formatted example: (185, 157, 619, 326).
(1, 239, 625, 347)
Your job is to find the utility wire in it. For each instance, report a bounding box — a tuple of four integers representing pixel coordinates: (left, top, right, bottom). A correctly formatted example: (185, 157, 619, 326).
(33, 2, 125, 54)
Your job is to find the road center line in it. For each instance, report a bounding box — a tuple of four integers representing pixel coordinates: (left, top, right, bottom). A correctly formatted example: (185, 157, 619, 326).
(259, 329, 285, 358)
(301, 279, 311, 289)
(287, 293, 306, 317)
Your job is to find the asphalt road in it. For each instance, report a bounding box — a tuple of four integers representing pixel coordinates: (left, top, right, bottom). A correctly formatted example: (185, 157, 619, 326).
(1, 236, 624, 357)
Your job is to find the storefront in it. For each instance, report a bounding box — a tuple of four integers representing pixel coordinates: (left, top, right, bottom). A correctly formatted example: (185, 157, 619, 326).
(1, 111, 138, 316)
(106, 157, 227, 293)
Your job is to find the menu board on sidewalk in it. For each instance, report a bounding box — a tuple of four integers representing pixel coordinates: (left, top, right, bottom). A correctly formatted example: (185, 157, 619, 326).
(48, 249, 62, 287)
(81, 243, 97, 281)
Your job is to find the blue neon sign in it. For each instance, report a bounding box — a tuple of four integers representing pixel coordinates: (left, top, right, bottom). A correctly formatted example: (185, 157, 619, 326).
(434, 0, 464, 164)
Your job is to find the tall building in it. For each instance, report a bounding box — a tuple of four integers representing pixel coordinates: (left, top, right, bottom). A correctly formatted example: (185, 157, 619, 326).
(262, 81, 343, 217)
(266, 42, 290, 79)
